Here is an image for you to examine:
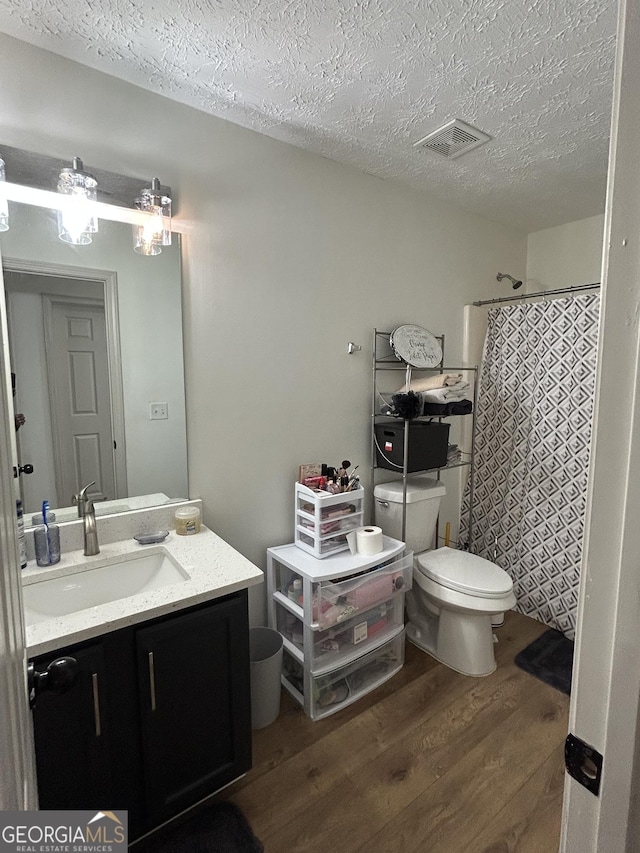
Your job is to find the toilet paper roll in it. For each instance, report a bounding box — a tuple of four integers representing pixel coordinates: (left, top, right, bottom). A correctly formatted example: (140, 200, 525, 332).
(347, 525, 383, 556)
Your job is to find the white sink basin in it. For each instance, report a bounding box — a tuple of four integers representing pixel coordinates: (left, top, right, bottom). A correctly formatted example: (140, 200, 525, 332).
(23, 550, 190, 625)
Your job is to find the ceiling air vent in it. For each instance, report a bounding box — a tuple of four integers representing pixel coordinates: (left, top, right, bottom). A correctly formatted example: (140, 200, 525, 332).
(413, 119, 491, 159)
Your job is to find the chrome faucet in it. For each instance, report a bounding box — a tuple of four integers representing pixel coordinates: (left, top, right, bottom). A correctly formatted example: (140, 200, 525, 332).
(73, 481, 100, 556)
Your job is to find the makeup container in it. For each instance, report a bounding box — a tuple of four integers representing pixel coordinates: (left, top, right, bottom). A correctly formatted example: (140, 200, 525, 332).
(174, 505, 201, 535)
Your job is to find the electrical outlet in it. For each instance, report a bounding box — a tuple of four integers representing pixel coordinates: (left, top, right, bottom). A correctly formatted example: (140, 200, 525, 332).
(149, 402, 169, 420)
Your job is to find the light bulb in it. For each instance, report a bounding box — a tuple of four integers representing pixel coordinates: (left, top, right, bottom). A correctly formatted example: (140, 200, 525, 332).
(57, 157, 98, 245)
(133, 178, 171, 255)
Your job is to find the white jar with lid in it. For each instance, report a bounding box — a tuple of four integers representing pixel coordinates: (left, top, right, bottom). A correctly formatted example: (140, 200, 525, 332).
(174, 505, 201, 535)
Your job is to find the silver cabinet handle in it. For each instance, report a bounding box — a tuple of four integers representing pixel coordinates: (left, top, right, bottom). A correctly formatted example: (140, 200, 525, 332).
(91, 673, 101, 737)
(148, 652, 157, 711)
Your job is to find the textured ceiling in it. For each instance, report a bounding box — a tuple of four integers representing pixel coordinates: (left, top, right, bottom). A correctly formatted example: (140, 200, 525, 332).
(0, 0, 618, 232)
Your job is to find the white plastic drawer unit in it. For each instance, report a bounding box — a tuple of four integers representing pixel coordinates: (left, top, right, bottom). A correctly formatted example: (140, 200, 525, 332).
(266, 537, 409, 720)
(283, 631, 405, 721)
(275, 593, 405, 674)
(314, 554, 413, 629)
(294, 483, 365, 559)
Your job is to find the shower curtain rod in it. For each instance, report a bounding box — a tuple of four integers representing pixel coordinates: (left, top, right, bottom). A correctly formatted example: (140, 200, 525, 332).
(472, 282, 600, 307)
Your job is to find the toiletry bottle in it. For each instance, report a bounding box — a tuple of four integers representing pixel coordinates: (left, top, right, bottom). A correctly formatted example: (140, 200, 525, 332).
(16, 499, 27, 569)
(325, 468, 341, 495)
(288, 578, 302, 604)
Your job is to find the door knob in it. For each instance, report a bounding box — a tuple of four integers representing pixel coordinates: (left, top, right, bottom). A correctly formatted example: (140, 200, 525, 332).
(28, 656, 78, 709)
(13, 463, 34, 476)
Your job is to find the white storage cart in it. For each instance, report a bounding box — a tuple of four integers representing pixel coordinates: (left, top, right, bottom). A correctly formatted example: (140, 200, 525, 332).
(266, 537, 412, 720)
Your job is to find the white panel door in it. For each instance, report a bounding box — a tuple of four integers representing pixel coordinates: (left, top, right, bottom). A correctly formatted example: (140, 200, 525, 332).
(46, 298, 115, 505)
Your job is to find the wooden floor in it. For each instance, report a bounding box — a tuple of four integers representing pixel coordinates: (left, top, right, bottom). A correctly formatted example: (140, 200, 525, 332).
(223, 611, 570, 853)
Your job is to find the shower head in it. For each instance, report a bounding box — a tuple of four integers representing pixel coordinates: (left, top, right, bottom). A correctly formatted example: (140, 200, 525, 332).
(497, 272, 523, 290)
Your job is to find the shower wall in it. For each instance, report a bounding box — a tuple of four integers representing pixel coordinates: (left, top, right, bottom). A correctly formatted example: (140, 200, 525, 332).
(527, 214, 605, 291)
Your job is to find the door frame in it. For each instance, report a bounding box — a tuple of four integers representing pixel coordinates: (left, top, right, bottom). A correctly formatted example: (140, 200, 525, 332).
(0, 253, 37, 809)
(560, 0, 640, 848)
(3, 257, 128, 501)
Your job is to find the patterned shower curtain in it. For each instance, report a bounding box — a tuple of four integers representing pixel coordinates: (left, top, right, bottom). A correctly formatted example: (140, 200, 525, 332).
(460, 294, 600, 639)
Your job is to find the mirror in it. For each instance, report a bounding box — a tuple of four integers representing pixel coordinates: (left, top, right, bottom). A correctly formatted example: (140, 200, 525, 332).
(1, 200, 188, 523)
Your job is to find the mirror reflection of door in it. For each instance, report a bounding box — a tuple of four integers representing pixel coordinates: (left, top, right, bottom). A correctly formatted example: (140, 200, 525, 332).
(45, 297, 114, 505)
(5, 266, 126, 514)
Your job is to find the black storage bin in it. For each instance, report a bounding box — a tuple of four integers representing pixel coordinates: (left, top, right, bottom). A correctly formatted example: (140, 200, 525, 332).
(374, 420, 450, 472)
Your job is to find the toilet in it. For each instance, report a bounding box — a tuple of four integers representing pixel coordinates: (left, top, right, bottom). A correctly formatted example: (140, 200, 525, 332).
(374, 476, 516, 676)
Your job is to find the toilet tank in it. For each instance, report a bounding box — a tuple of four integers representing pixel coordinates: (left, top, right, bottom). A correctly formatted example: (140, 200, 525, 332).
(374, 476, 446, 553)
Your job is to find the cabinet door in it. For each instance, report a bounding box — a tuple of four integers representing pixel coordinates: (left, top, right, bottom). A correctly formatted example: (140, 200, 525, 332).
(32, 642, 113, 809)
(135, 593, 251, 824)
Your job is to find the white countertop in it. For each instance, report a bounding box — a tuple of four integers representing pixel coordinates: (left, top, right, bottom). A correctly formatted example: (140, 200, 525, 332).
(23, 524, 263, 657)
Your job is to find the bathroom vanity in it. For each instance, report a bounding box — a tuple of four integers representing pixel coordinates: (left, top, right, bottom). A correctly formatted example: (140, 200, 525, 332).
(31, 593, 248, 839)
(23, 504, 262, 841)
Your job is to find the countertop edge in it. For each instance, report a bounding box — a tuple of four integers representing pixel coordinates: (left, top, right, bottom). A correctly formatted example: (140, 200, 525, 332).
(24, 523, 263, 656)
(27, 572, 263, 657)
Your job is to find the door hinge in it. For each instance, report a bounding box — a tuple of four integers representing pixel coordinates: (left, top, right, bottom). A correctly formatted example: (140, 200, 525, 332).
(565, 733, 603, 796)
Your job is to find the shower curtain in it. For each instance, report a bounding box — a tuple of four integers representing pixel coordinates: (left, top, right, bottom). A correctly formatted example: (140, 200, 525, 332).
(460, 294, 600, 639)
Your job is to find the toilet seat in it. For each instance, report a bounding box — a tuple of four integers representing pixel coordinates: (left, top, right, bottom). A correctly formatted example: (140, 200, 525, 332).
(417, 547, 512, 599)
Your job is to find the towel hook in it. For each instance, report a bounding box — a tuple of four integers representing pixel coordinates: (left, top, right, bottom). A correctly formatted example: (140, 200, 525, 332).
(347, 342, 362, 355)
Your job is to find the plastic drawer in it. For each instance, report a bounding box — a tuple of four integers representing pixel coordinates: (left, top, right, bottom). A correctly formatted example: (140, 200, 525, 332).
(275, 594, 404, 673)
(309, 596, 404, 674)
(310, 630, 405, 720)
(315, 552, 413, 629)
(296, 529, 350, 557)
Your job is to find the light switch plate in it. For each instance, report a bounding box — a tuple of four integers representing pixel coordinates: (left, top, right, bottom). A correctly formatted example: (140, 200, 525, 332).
(149, 402, 169, 420)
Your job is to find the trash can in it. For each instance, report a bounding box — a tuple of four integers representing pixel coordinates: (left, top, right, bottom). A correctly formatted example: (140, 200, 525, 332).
(249, 627, 284, 730)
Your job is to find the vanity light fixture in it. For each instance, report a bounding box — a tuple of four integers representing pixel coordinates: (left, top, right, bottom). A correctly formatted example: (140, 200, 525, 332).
(133, 177, 171, 256)
(0, 157, 9, 232)
(56, 156, 98, 245)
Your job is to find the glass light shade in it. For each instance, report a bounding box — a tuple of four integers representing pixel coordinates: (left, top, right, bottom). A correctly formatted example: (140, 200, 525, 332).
(133, 224, 163, 255)
(133, 178, 171, 255)
(57, 157, 98, 245)
(0, 158, 9, 232)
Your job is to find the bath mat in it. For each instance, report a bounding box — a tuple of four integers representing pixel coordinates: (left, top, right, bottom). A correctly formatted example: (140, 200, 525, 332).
(142, 802, 264, 853)
(515, 628, 574, 695)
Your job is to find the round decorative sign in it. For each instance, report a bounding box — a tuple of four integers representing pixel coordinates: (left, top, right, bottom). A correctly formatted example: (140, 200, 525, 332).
(390, 324, 442, 368)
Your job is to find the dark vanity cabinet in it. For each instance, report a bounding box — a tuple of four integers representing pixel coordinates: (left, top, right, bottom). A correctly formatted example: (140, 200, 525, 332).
(31, 590, 251, 840)
(31, 642, 114, 809)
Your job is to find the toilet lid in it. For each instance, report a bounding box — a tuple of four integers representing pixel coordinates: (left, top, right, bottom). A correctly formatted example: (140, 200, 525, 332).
(417, 547, 513, 598)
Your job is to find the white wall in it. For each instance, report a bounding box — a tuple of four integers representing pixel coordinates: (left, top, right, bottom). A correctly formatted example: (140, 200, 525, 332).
(527, 214, 605, 291)
(0, 34, 527, 624)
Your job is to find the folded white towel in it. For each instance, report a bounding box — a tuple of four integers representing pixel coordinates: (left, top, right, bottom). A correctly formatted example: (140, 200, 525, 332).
(422, 382, 470, 403)
(397, 373, 463, 393)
